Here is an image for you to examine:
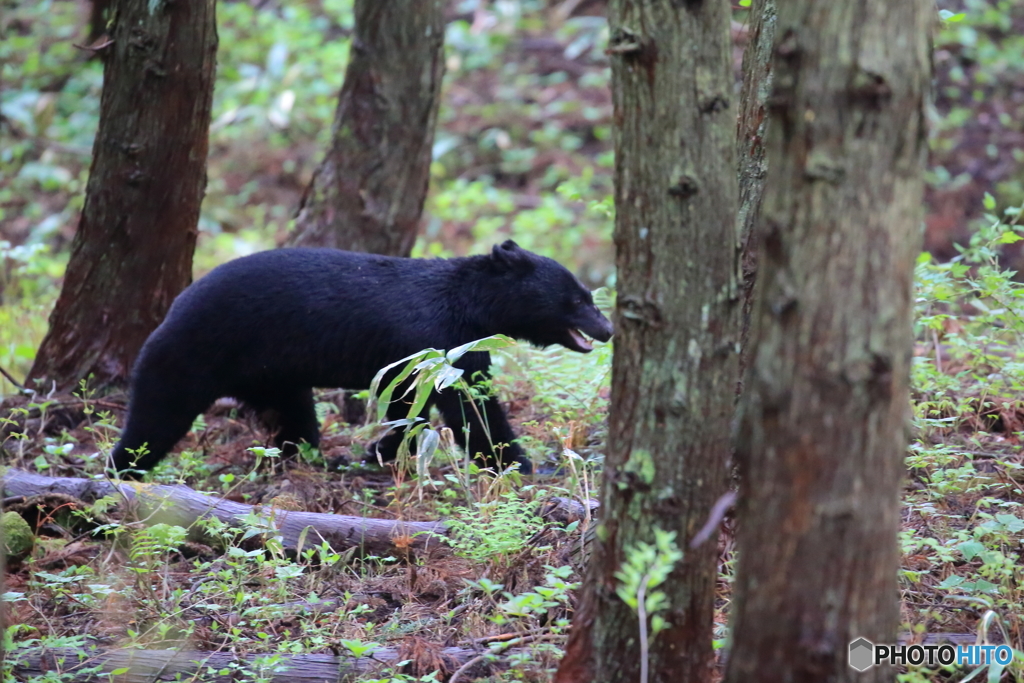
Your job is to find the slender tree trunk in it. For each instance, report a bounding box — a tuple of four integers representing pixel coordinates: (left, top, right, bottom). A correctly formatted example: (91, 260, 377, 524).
(555, 1, 739, 681)
(735, 0, 776, 383)
(287, 0, 445, 256)
(724, 2, 931, 681)
(27, 0, 217, 394)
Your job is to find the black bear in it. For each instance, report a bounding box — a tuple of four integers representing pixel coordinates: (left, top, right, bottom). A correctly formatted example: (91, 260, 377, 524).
(110, 240, 613, 478)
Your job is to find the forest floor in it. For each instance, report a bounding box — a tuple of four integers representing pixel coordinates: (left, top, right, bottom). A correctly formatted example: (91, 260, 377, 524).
(4, 1, 1024, 682)
(4, 338, 1024, 682)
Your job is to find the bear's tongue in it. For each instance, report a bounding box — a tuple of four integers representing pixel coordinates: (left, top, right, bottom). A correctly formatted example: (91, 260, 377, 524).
(568, 328, 593, 352)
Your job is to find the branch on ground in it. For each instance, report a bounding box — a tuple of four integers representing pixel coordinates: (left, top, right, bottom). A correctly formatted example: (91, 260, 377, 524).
(11, 645, 507, 683)
(2, 468, 447, 557)
(1, 468, 597, 560)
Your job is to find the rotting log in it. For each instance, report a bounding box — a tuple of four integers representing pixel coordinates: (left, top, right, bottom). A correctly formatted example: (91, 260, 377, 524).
(2, 469, 596, 558)
(2, 468, 446, 556)
(12, 645, 501, 683)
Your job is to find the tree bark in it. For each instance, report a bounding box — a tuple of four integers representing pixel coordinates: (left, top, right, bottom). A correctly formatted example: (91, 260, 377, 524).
(555, 1, 739, 681)
(27, 0, 216, 394)
(724, 1, 931, 681)
(287, 0, 445, 256)
(735, 0, 776, 383)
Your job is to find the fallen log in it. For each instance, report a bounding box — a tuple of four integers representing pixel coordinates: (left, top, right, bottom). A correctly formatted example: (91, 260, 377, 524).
(2, 468, 446, 557)
(11, 645, 501, 683)
(2, 469, 596, 559)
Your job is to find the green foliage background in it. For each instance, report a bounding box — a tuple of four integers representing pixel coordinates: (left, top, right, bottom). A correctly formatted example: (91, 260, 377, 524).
(0, 0, 619, 397)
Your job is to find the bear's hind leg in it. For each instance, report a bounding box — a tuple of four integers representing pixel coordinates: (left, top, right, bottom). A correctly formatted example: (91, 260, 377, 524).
(112, 388, 210, 477)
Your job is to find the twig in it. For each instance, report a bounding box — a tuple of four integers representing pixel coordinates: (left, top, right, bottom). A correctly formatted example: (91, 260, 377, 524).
(447, 653, 494, 683)
(53, 396, 126, 412)
(72, 38, 114, 52)
(448, 634, 543, 683)
(689, 490, 737, 548)
(468, 628, 547, 645)
(0, 364, 27, 393)
(636, 575, 651, 683)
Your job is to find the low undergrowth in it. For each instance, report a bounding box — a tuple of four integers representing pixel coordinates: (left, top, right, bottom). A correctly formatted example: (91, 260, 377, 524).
(0, 316, 612, 682)
(5, 1, 1024, 681)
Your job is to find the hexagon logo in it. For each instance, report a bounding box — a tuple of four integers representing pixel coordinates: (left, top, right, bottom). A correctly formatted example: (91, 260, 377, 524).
(849, 638, 875, 672)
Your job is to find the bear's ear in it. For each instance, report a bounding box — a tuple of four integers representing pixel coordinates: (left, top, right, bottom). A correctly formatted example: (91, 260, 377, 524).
(491, 240, 533, 272)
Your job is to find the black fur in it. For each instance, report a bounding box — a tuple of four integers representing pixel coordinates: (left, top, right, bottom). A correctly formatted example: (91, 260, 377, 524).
(110, 240, 613, 477)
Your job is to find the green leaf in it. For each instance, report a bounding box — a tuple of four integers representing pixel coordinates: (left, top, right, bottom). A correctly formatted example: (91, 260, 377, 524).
(988, 660, 1008, 683)
(995, 514, 1024, 533)
(983, 192, 996, 211)
(937, 575, 965, 589)
(445, 334, 516, 363)
(369, 348, 441, 421)
(416, 429, 440, 478)
(339, 639, 381, 657)
(433, 364, 465, 391)
(959, 540, 985, 561)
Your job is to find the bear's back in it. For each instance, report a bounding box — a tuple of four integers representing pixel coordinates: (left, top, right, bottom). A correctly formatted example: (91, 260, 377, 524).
(137, 249, 477, 391)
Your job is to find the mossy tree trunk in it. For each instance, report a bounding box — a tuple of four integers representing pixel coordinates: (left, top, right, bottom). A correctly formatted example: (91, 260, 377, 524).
(555, 1, 739, 681)
(27, 0, 217, 394)
(724, 1, 931, 681)
(287, 0, 445, 256)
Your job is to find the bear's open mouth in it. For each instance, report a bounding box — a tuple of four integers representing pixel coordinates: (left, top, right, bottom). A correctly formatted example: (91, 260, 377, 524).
(567, 328, 594, 353)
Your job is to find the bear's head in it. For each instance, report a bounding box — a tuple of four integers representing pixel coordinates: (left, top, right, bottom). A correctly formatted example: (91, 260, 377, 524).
(487, 240, 614, 353)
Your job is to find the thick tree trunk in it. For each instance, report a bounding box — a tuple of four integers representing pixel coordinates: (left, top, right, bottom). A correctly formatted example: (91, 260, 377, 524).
(735, 0, 776, 383)
(724, 2, 931, 681)
(27, 0, 216, 394)
(288, 0, 445, 256)
(555, 1, 739, 682)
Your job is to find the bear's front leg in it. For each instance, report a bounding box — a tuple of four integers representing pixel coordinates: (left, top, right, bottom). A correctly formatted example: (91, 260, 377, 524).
(433, 385, 531, 474)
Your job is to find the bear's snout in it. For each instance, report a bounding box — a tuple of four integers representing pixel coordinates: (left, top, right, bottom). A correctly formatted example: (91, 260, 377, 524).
(584, 310, 614, 343)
